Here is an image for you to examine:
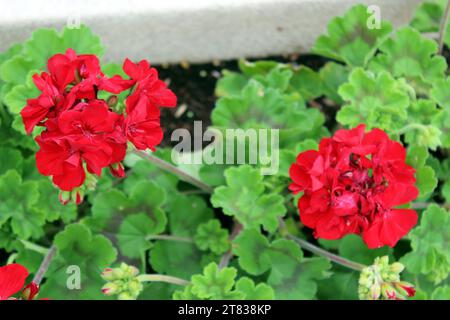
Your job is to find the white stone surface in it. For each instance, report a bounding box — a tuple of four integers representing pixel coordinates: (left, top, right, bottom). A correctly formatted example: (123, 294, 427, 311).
(0, 0, 423, 64)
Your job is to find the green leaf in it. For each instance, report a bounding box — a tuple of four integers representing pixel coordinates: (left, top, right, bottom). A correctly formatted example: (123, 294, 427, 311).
(235, 277, 275, 300)
(312, 4, 392, 66)
(61, 25, 104, 56)
(415, 165, 438, 199)
(194, 219, 229, 255)
(319, 62, 350, 104)
(369, 27, 447, 93)
(0, 56, 36, 85)
(432, 107, 450, 148)
(233, 228, 272, 275)
(338, 234, 392, 265)
(4, 84, 39, 115)
(410, 0, 450, 48)
(212, 80, 325, 149)
(242, 237, 332, 299)
(431, 77, 450, 109)
(405, 125, 442, 151)
(410, 0, 446, 33)
(117, 212, 164, 259)
(0, 170, 45, 239)
(22, 28, 65, 67)
(172, 284, 201, 300)
(431, 286, 450, 300)
(289, 66, 324, 100)
(40, 224, 117, 300)
(149, 241, 204, 280)
(406, 146, 437, 199)
(215, 70, 249, 97)
(84, 188, 130, 231)
(37, 179, 77, 223)
(167, 195, 214, 237)
(406, 145, 429, 168)
(0, 146, 23, 175)
(317, 270, 359, 300)
(123, 150, 179, 196)
(211, 166, 286, 233)
(401, 204, 449, 284)
(233, 229, 331, 299)
(403, 100, 443, 150)
(191, 262, 243, 300)
(337, 68, 410, 131)
(0, 43, 23, 69)
(86, 181, 166, 233)
(148, 194, 212, 280)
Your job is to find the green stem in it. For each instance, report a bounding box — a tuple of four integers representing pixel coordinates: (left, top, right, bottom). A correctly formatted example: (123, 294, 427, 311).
(286, 234, 366, 271)
(394, 123, 427, 136)
(132, 150, 213, 194)
(278, 219, 366, 271)
(438, 0, 450, 54)
(146, 234, 193, 243)
(219, 222, 243, 270)
(20, 240, 50, 255)
(140, 251, 147, 274)
(33, 245, 57, 285)
(6, 253, 17, 265)
(137, 274, 190, 286)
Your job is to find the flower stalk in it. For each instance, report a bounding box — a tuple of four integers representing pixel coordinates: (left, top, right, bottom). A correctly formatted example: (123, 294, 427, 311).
(132, 150, 214, 194)
(145, 234, 193, 243)
(136, 274, 190, 286)
(33, 245, 57, 286)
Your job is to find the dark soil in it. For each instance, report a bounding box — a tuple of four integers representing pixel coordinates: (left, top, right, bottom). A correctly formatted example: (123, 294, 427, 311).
(157, 53, 331, 147)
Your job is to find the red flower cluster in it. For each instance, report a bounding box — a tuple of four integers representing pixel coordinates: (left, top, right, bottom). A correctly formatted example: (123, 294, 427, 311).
(21, 49, 176, 194)
(0, 264, 40, 300)
(289, 125, 419, 249)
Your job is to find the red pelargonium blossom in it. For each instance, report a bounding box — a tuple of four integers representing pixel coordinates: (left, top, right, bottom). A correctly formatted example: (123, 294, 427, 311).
(21, 49, 177, 202)
(289, 125, 419, 249)
(0, 263, 41, 300)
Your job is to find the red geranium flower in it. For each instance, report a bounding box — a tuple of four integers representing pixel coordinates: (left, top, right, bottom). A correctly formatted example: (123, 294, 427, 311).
(289, 125, 419, 248)
(20, 49, 177, 204)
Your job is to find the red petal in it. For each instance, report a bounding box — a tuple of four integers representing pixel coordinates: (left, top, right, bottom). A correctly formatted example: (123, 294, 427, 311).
(0, 264, 29, 300)
(362, 209, 418, 248)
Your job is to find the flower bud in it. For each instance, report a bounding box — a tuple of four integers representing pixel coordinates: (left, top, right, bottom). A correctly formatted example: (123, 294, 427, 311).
(21, 282, 40, 300)
(101, 268, 115, 281)
(358, 256, 415, 300)
(102, 282, 120, 296)
(128, 279, 143, 297)
(58, 189, 84, 206)
(390, 262, 405, 274)
(381, 282, 397, 300)
(58, 191, 71, 205)
(109, 163, 125, 178)
(394, 281, 416, 298)
(101, 263, 143, 300)
(74, 189, 84, 205)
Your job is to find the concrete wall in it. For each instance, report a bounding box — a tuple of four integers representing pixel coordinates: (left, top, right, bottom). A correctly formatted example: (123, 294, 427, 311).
(0, 0, 424, 64)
